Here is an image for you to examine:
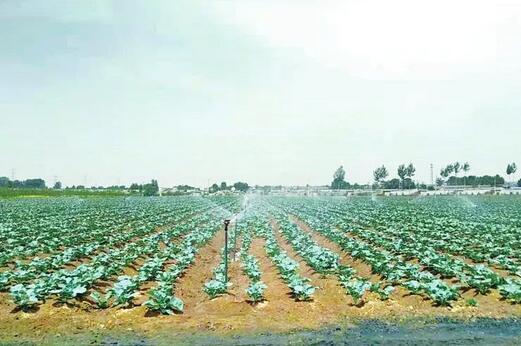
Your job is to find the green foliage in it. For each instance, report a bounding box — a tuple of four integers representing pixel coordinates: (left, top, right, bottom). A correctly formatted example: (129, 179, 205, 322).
(109, 276, 139, 306)
(246, 281, 267, 302)
(288, 275, 315, 301)
(499, 281, 521, 303)
(466, 298, 478, 307)
(383, 178, 400, 189)
(203, 279, 228, 299)
(506, 163, 517, 176)
(446, 175, 505, 187)
(373, 166, 389, 184)
(233, 182, 249, 192)
(143, 180, 159, 196)
(145, 287, 184, 314)
(331, 166, 349, 189)
(10, 284, 39, 309)
(344, 278, 372, 304)
(90, 291, 111, 309)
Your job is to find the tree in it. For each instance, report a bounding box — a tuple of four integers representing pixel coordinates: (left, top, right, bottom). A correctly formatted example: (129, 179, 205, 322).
(383, 178, 400, 189)
(436, 178, 444, 187)
(453, 162, 461, 177)
(53, 181, 62, 189)
(445, 164, 454, 176)
(397, 163, 415, 189)
(507, 163, 517, 183)
(130, 183, 141, 191)
(220, 182, 227, 191)
(462, 162, 470, 174)
(397, 164, 407, 182)
(331, 166, 349, 189)
(233, 182, 249, 192)
(210, 183, 219, 193)
(0, 177, 9, 187)
(518, 178, 521, 188)
(143, 180, 159, 196)
(462, 162, 470, 186)
(406, 163, 416, 178)
(23, 178, 46, 189)
(373, 165, 388, 185)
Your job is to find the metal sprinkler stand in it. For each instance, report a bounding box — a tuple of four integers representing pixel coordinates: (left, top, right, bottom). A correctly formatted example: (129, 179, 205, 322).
(223, 219, 230, 284)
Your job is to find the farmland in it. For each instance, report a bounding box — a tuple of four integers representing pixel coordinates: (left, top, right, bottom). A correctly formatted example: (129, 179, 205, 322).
(1, 195, 521, 343)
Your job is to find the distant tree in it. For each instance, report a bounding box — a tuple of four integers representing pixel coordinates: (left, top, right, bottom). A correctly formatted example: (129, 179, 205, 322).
(53, 181, 62, 189)
(331, 166, 349, 189)
(383, 178, 400, 189)
(23, 178, 46, 189)
(397, 163, 415, 189)
(507, 163, 517, 183)
(210, 183, 219, 193)
(462, 162, 470, 186)
(453, 162, 461, 177)
(406, 163, 416, 179)
(436, 177, 445, 187)
(143, 180, 159, 196)
(445, 164, 454, 176)
(0, 177, 9, 187)
(220, 182, 227, 190)
(518, 178, 521, 187)
(373, 165, 388, 185)
(462, 162, 470, 174)
(130, 183, 141, 191)
(233, 182, 249, 192)
(177, 185, 195, 192)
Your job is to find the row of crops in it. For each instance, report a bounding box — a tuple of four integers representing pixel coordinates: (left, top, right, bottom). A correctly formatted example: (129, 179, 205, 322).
(1, 195, 520, 315)
(267, 196, 521, 305)
(0, 196, 241, 312)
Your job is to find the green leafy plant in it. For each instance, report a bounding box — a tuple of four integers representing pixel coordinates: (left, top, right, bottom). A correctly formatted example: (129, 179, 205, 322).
(145, 287, 183, 314)
(288, 276, 315, 301)
(344, 279, 371, 305)
(246, 281, 267, 302)
(499, 281, 521, 303)
(203, 280, 227, 299)
(9, 284, 39, 309)
(466, 298, 478, 307)
(90, 291, 111, 309)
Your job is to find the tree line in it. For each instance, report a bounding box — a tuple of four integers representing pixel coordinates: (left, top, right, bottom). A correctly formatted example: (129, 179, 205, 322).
(0, 176, 160, 196)
(209, 181, 249, 193)
(331, 161, 520, 190)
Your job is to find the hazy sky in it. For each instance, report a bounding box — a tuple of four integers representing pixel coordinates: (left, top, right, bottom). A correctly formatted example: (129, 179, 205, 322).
(1, 0, 520, 187)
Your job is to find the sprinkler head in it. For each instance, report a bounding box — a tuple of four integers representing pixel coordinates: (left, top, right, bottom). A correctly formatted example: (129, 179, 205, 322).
(224, 219, 230, 226)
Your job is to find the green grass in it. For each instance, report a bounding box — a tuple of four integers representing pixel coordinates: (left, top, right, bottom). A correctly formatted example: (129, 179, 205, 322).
(0, 188, 131, 198)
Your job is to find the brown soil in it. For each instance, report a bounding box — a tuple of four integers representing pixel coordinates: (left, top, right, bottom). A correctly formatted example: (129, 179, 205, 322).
(1, 225, 521, 344)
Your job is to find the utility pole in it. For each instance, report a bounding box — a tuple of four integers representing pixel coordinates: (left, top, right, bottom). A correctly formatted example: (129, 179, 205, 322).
(11, 168, 15, 181)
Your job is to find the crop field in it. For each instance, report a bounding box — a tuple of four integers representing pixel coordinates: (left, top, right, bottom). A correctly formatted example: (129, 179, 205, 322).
(1, 195, 521, 342)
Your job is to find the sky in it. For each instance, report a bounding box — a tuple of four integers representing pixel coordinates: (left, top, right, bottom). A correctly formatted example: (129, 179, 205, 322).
(1, 0, 521, 188)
